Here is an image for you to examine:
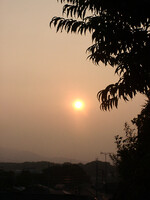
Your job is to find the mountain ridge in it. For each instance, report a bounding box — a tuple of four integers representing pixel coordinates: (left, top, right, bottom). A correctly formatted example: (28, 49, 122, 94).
(0, 147, 85, 163)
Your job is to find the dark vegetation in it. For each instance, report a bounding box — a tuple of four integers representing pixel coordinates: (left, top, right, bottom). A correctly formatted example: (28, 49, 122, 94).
(50, 0, 150, 111)
(0, 161, 117, 199)
(0, 161, 116, 189)
(50, 1, 150, 199)
(1, 1, 149, 199)
(111, 99, 150, 200)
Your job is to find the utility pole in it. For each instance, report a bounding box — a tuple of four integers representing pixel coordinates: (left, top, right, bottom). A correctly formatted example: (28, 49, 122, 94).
(100, 152, 111, 193)
(95, 158, 99, 199)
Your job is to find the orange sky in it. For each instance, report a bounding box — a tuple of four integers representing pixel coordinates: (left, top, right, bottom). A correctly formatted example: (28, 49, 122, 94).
(0, 0, 145, 162)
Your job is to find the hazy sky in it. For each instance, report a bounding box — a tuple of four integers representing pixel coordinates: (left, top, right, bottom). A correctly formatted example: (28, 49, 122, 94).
(0, 0, 145, 162)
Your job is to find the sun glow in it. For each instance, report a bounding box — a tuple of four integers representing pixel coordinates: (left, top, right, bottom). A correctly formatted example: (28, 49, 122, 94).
(73, 100, 84, 110)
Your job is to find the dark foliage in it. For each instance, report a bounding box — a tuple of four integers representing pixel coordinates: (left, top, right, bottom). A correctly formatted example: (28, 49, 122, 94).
(0, 170, 15, 189)
(112, 99, 150, 199)
(50, 0, 150, 110)
(42, 163, 90, 187)
(0, 163, 90, 190)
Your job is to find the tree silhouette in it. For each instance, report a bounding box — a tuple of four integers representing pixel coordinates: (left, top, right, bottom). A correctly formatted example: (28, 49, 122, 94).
(50, 0, 150, 110)
(111, 98, 150, 199)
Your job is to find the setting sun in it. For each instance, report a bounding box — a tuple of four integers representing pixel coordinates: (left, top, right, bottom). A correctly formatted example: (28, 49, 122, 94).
(73, 100, 84, 110)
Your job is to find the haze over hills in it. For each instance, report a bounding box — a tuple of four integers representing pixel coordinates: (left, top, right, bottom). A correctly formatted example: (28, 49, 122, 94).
(0, 147, 85, 163)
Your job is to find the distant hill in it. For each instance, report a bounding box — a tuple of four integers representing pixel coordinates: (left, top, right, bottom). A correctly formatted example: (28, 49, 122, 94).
(0, 161, 56, 172)
(0, 160, 115, 175)
(0, 147, 84, 163)
(80, 160, 117, 186)
(0, 160, 117, 187)
(0, 147, 49, 163)
(82, 160, 114, 177)
(50, 156, 84, 164)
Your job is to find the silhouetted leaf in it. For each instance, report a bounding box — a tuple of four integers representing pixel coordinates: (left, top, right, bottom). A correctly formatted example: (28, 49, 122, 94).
(50, 0, 150, 110)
